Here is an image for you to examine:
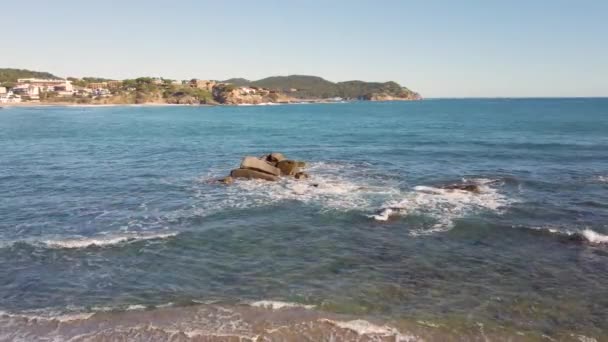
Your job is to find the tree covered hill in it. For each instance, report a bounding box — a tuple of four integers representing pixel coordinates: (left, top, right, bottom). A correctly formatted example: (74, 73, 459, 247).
(0, 68, 60, 86)
(224, 75, 420, 100)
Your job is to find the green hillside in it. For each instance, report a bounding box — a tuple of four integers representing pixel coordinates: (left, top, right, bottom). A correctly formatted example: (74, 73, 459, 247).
(225, 75, 419, 99)
(221, 78, 251, 87)
(0, 68, 60, 87)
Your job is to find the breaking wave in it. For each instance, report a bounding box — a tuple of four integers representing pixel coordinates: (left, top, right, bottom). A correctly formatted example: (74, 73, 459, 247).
(594, 175, 608, 183)
(249, 300, 315, 310)
(371, 178, 512, 235)
(196, 161, 400, 214)
(0, 303, 422, 342)
(524, 225, 608, 245)
(41, 231, 178, 249)
(321, 319, 420, 341)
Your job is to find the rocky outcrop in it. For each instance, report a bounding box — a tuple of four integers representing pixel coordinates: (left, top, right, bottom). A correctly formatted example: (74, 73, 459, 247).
(224, 153, 308, 182)
(212, 84, 285, 105)
(265, 153, 286, 163)
(364, 89, 422, 101)
(240, 156, 281, 176)
(230, 169, 279, 182)
(276, 160, 299, 176)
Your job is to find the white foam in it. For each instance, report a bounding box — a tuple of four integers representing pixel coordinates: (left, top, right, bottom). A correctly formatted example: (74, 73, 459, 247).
(249, 300, 315, 310)
(200, 161, 400, 214)
(581, 229, 608, 244)
(372, 178, 511, 235)
(126, 304, 147, 311)
(321, 319, 420, 341)
(595, 175, 608, 183)
(42, 232, 178, 249)
(0, 310, 94, 322)
(526, 226, 608, 245)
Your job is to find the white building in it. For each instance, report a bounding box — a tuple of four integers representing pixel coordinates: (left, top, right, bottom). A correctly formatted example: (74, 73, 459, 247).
(0, 86, 6, 94)
(17, 78, 73, 92)
(0, 91, 22, 103)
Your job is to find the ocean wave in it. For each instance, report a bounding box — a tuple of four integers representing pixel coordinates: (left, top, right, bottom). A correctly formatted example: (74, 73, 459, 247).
(370, 178, 511, 235)
(594, 175, 608, 183)
(249, 300, 315, 310)
(41, 231, 178, 249)
(0, 310, 94, 322)
(527, 226, 608, 245)
(321, 319, 420, 341)
(581, 229, 608, 244)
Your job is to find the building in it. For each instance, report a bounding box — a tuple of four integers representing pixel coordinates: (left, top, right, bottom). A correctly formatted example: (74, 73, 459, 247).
(106, 80, 122, 89)
(17, 78, 73, 92)
(190, 79, 216, 91)
(87, 82, 107, 90)
(12, 84, 40, 99)
(0, 86, 6, 94)
(0, 91, 22, 103)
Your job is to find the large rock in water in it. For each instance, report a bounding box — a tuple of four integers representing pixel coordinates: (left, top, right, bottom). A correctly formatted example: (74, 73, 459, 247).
(231, 168, 279, 181)
(276, 160, 300, 176)
(264, 152, 286, 164)
(240, 156, 281, 176)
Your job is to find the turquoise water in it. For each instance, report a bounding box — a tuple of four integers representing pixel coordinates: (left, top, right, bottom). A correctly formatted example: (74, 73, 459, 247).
(1, 99, 608, 340)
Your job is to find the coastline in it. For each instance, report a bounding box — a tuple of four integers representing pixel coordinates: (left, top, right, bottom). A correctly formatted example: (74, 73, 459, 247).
(1, 300, 596, 341)
(0, 99, 420, 108)
(0, 102, 211, 108)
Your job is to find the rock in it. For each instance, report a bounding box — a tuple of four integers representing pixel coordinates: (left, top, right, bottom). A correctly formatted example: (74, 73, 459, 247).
(264, 152, 286, 163)
(219, 176, 234, 185)
(295, 172, 309, 180)
(296, 161, 306, 168)
(230, 168, 279, 181)
(276, 160, 300, 176)
(240, 156, 281, 176)
(442, 184, 481, 193)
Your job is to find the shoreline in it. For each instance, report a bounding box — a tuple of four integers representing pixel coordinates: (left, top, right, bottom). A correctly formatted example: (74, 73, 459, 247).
(0, 102, 212, 108)
(0, 98, 422, 108)
(0, 300, 594, 341)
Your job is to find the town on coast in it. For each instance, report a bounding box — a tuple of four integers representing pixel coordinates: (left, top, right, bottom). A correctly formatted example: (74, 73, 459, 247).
(0, 69, 421, 106)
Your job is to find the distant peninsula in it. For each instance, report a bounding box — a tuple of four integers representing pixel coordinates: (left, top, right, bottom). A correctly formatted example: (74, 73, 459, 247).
(0, 68, 421, 106)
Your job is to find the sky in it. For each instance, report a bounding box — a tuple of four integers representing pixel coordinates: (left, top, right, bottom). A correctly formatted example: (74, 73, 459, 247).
(1, 0, 607, 97)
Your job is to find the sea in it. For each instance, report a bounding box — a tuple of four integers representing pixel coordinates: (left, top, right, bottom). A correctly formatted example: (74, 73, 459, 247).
(0, 99, 607, 341)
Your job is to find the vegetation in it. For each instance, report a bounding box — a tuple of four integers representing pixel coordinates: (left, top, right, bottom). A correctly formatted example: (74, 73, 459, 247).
(0, 68, 60, 88)
(221, 78, 251, 87)
(226, 75, 419, 99)
(67, 77, 114, 87)
(2, 67, 420, 104)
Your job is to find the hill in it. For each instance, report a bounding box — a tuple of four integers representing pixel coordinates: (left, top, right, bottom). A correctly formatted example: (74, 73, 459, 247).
(0, 68, 60, 86)
(221, 78, 251, 87)
(225, 75, 420, 100)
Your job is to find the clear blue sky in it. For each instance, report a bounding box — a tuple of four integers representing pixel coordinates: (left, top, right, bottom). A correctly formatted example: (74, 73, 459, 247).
(2, 0, 607, 97)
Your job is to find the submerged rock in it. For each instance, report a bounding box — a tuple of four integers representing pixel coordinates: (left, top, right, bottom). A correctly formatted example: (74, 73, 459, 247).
(441, 184, 481, 193)
(295, 172, 309, 180)
(219, 176, 234, 185)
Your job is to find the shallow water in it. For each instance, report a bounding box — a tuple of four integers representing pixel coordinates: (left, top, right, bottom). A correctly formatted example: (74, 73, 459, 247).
(1, 99, 607, 341)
